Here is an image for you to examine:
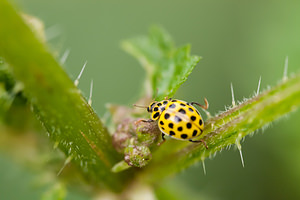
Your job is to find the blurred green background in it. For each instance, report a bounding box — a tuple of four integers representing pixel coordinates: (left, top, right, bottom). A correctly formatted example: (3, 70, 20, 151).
(1, 0, 300, 199)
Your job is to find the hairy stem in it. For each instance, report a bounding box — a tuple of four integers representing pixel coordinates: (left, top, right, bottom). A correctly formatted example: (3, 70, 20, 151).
(140, 73, 300, 182)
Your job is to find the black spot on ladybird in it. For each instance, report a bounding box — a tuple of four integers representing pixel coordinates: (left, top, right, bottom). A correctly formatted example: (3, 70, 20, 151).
(199, 119, 203, 126)
(161, 127, 165, 130)
(177, 126, 183, 131)
(160, 121, 164, 125)
(171, 100, 177, 102)
(163, 101, 168, 105)
(168, 123, 174, 129)
(180, 103, 186, 107)
(174, 116, 182, 122)
(188, 107, 194, 112)
(181, 134, 188, 139)
(169, 104, 176, 108)
(169, 131, 175, 136)
(192, 130, 198, 136)
(157, 102, 162, 106)
(154, 107, 159, 111)
(178, 108, 186, 115)
(186, 123, 192, 129)
(164, 113, 170, 120)
(161, 106, 165, 112)
(191, 116, 196, 121)
(153, 112, 160, 119)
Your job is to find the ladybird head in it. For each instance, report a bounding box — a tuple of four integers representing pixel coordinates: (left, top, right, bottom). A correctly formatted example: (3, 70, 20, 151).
(148, 100, 169, 121)
(147, 102, 156, 113)
(134, 100, 168, 121)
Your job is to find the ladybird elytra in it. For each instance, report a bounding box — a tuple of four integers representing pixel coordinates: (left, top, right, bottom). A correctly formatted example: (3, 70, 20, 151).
(146, 98, 208, 143)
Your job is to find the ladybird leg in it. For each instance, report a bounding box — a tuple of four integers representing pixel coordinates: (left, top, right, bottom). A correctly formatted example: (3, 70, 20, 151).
(191, 98, 211, 118)
(164, 96, 172, 101)
(189, 139, 208, 149)
(142, 119, 155, 123)
(157, 133, 166, 146)
(135, 119, 155, 125)
(190, 98, 209, 110)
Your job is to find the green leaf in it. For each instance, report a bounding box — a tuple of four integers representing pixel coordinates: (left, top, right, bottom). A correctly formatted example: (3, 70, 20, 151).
(0, 0, 127, 191)
(122, 26, 201, 100)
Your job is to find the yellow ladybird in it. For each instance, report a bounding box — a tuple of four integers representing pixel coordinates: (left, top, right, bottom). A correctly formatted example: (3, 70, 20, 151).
(146, 98, 208, 145)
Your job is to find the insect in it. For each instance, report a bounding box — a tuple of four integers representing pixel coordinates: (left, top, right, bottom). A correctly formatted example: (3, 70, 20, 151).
(135, 98, 209, 147)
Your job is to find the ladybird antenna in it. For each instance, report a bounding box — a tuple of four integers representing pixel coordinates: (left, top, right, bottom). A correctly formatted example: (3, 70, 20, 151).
(133, 104, 148, 108)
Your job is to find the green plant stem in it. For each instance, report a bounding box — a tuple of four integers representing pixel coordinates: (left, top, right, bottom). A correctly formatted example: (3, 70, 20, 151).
(140, 73, 300, 183)
(0, 0, 127, 191)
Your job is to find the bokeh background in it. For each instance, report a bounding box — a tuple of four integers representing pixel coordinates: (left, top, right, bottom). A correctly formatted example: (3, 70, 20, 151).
(1, 0, 300, 199)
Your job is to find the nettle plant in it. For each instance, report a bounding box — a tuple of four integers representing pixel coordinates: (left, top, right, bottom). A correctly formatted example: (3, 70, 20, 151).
(1, 1, 300, 199)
